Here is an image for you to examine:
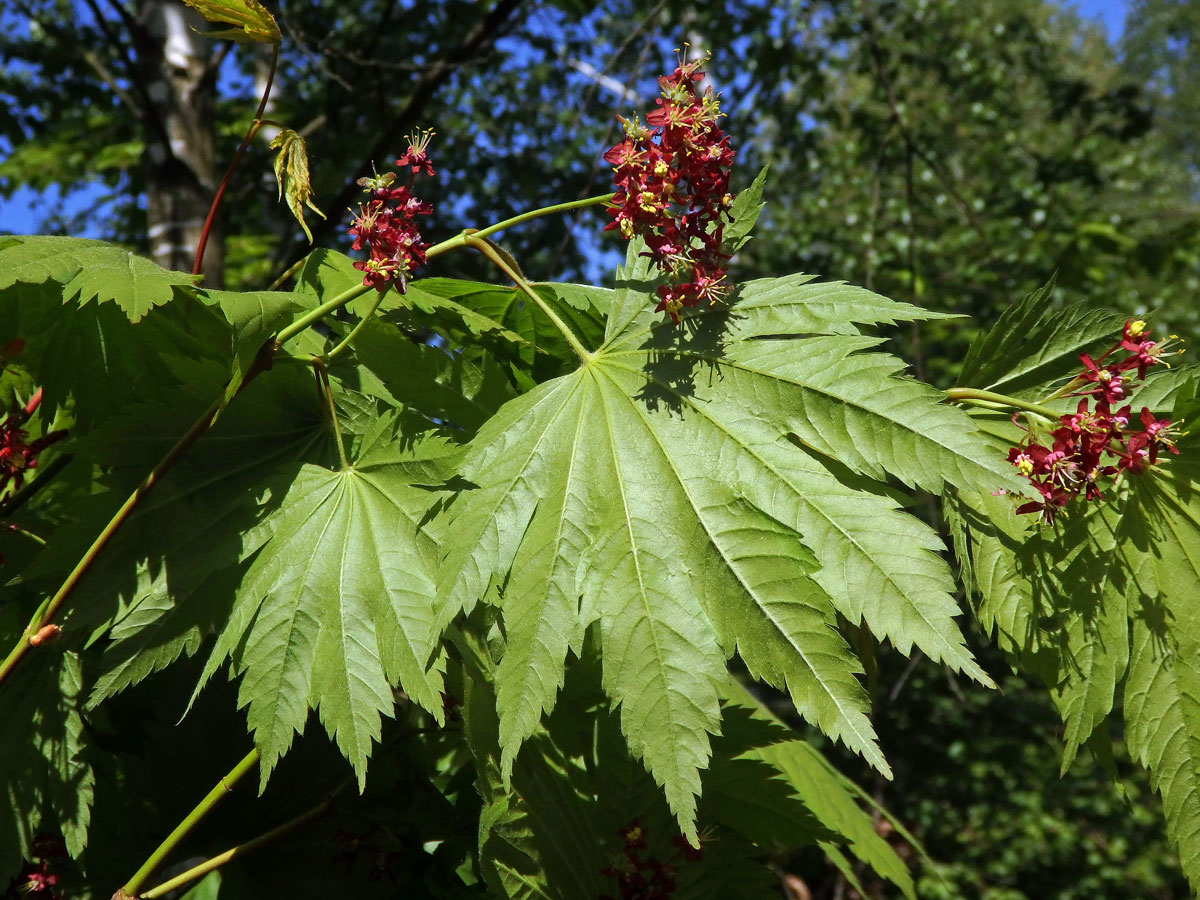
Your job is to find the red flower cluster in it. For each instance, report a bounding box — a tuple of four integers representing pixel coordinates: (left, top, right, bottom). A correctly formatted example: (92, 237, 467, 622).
(8, 835, 66, 898)
(12, 860, 60, 897)
(603, 53, 736, 322)
(1, 388, 67, 497)
(1007, 319, 1185, 521)
(599, 821, 702, 900)
(347, 130, 435, 292)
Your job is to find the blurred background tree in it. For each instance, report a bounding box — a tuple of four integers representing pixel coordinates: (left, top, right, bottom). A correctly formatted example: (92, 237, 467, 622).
(1, 1, 1197, 897)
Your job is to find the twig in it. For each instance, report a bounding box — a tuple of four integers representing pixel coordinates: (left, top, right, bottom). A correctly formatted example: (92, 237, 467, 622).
(139, 795, 335, 899)
(119, 749, 261, 898)
(193, 43, 280, 275)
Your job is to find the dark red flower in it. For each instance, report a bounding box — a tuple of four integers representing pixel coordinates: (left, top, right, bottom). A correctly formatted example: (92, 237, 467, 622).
(396, 128, 436, 177)
(1007, 318, 1184, 521)
(347, 133, 436, 292)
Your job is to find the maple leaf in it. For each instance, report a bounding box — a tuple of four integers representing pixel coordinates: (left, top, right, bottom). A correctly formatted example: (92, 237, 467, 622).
(0, 235, 197, 322)
(0, 652, 93, 883)
(185, 285, 302, 401)
(179, 0, 280, 43)
(196, 414, 455, 789)
(951, 295, 1200, 891)
(959, 276, 1125, 397)
(434, 244, 1022, 838)
(270, 129, 326, 243)
(54, 365, 335, 706)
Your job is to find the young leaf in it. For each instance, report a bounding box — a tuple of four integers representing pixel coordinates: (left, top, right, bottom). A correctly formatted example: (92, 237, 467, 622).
(724, 165, 768, 254)
(0, 235, 196, 322)
(179, 0, 281, 43)
(270, 129, 326, 243)
(437, 268, 1018, 837)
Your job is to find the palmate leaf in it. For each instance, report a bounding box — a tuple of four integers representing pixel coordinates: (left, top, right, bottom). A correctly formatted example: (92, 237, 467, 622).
(350, 316, 516, 433)
(0, 651, 93, 883)
(947, 487, 1139, 771)
(1, 256, 298, 428)
(460, 622, 913, 900)
(180, 0, 281, 43)
(7, 347, 324, 703)
(949, 318, 1200, 889)
(435, 254, 1023, 837)
(1, 280, 220, 427)
(185, 286, 303, 401)
(406, 278, 609, 382)
(197, 414, 455, 789)
(0, 234, 197, 322)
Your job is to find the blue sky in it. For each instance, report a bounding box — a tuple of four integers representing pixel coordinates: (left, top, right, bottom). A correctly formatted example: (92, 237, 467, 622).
(1070, 0, 1129, 36)
(0, 0, 1133, 237)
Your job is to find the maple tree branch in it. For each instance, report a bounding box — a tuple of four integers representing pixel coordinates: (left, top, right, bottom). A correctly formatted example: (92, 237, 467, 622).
(138, 794, 335, 899)
(119, 748, 262, 898)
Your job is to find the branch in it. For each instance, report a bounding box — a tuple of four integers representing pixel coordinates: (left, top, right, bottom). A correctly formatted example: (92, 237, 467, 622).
(119, 749, 261, 898)
(138, 795, 335, 899)
(193, 43, 280, 275)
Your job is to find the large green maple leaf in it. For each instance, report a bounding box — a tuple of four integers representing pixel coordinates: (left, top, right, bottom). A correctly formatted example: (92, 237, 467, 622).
(434, 249, 1024, 837)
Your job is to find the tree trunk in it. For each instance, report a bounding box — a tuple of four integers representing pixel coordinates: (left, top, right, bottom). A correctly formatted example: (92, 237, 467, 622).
(135, 0, 223, 286)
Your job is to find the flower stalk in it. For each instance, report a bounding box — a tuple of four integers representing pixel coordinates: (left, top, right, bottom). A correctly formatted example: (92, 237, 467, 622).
(465, 233, 592, 362)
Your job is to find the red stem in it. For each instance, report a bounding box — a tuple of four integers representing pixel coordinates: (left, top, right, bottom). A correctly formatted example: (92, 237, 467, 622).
(192, 44, 280, 277)
(22, 387, 43, 419)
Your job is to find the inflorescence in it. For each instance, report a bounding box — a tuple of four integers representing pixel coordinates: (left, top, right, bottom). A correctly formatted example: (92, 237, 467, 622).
(1, 384, 67, 499)
(599, 820, 702, 900)
(347, 130, 436, 293)
(1007, 318, 1185, 522)
(603, 53, 737, 322)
